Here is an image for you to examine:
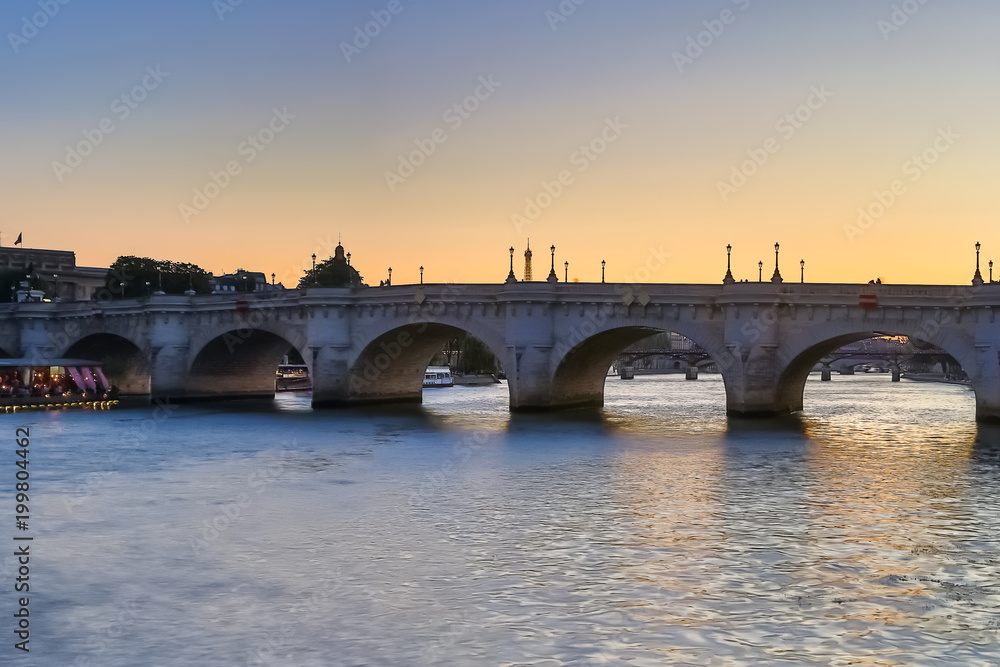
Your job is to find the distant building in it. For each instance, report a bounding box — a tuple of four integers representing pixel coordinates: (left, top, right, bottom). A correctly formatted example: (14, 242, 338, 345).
(211, 269, 283, 293)
(0, 245, 107, 301)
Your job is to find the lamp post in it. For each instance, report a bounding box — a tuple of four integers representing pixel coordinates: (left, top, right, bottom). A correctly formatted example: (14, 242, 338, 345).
(771, 242, 783, 283)
(758, 260, 763, 282)
(547, 245, 558, 282)
(145, 281, 150, 297)
(601, 259, 606, 284)
(311, 253, 316, 273)
(564, 261, 568, 283)
(800, 259, 805, 283)
(723, 244, 735, 284)
(990, 259, 994, 283)
(271, 272, 275, 286)
(420, 266, 424, 285)
(52, 274, 58, 302)
(387, 267, 392, 286)
(973, 241, 984, 285)
(506, 246, 517, 283)
(242, 274, 247, 293)
(346, 252, 351, 266)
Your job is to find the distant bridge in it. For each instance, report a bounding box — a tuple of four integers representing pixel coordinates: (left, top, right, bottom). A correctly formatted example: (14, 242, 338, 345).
(1, 281, 998, 421)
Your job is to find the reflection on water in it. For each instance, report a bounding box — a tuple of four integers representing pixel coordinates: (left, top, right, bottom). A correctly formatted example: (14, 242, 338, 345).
(12, 374, 1000, 665)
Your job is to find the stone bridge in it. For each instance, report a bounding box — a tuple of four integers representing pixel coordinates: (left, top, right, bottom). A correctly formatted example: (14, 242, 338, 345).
(1, 281, 998, 421)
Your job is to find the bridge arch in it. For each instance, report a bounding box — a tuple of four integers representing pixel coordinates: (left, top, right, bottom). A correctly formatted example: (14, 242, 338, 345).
(775, 325, 977, 415)
(187, 327, 308, 402)
(63, 333, 150, 395)
(549, 323, 728, 409)
(344, 317, 510, 406)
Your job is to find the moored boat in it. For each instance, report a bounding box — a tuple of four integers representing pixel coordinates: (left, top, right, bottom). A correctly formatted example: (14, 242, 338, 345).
(275, 364, 311, 391)
(423, 366, 453, 388)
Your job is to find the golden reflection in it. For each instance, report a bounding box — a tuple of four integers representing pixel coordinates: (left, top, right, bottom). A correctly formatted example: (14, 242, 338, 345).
(796, 380, 980, 620)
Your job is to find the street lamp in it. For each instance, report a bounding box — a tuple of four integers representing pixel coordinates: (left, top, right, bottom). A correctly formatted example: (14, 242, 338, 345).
(420, 266, 424, 285)
(145, 281, 150, 297)
(387, 267, 392, 286)
(973, 241, 984, 285)
(771, 242, 783, 283)
(601, 259, 606, 284)
(758, 260, 763, 282)
(271, 272, 275, 286)
(800, 259, 805, 283)
(242, 274, 247, 293)
(564, 261, 568, 283)
(506, 246, 516, 283)
(548, 245, 557, 282)
(346, 252, 351, 266)
(311, 253, 316, 272)
(991, 259, 994, 283)
(53, 274, 58, 302)
(723, 244, 735, 284)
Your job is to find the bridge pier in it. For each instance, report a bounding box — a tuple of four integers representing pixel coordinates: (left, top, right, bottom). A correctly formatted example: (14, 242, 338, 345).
(820, 364, 832, 382)
(685, 366, 698, 380)
(310, 351, 354, 408)
(149, 345, 190, 401)
(971, 370, 1000, 423)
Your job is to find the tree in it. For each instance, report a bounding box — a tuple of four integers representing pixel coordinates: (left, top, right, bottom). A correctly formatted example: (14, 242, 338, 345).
(104, 256, 212, 299)
(298, 255, 365, 288)
(457, 335, 497, 375)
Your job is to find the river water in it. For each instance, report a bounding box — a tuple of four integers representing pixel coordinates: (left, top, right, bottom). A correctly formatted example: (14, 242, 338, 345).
(6, 374, 1000, 666)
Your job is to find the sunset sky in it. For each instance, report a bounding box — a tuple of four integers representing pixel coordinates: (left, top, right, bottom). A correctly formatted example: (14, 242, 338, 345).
(2, 0, 998, 286)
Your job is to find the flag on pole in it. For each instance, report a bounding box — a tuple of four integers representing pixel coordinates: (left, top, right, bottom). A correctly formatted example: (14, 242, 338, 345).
(14, 233, 22, 246)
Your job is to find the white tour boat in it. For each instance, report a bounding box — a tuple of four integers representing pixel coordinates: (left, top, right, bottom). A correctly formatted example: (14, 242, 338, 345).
(423, 366, 454, 388)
